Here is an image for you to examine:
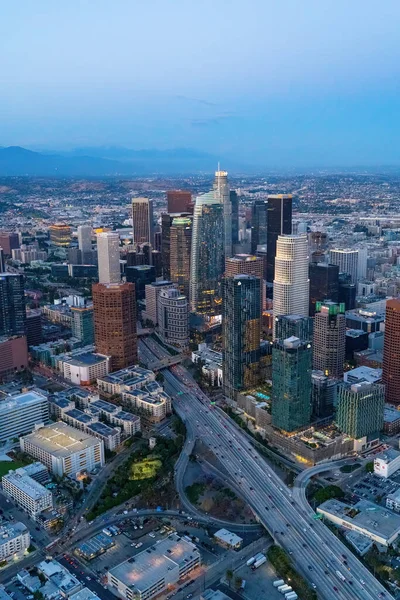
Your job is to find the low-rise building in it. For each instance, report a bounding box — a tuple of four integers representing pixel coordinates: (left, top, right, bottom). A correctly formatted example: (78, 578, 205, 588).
(383, 406, 400, 436)
(20, 423, 105, 479)
(89, 400, 141, 436)
(344, 366, 383, 385)
(374, 448, 400, 478)
(213, 528, 243, 549)
(2, 468, 53, 519)
(97, 366, 155, 396)
(317, 499, 400, 546)
(37, 559, 82, 597)
(57, 352, 111, 385)
(22, 462, 50, 484)
(122, 389, 171, 423)
(0, 522, 30, 562)
(107, 534, 200, 600)
(192, 344, 223, 387)
(87, 422, 121, 451)
(76, 533, 115, 561)
(0, 389, 49, 442)
(70, 589, 101, 600)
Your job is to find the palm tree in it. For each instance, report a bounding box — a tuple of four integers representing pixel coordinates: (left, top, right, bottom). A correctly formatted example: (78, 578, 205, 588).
(226, 569, 233, 588)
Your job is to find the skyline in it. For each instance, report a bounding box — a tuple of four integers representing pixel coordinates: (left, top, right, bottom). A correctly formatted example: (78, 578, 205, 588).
(2, 1, 400, 167)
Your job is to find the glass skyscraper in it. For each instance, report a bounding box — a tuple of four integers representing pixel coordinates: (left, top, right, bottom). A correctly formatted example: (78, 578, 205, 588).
(190, 192, 224, 317)
(336, 381, 385, 438)
(222, 275, 261, 399)
(0, 273, 26, 337)
(251, 199, 268, 255)
(267, 194, 292, 286)
(271, 336, 312, 432)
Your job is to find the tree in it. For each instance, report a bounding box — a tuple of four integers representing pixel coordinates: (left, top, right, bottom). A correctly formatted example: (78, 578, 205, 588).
(365, 461, 374, 473)
(226, 569, 233, 588)
(155, 372, 164, 383)
(234, 576, 243, 591)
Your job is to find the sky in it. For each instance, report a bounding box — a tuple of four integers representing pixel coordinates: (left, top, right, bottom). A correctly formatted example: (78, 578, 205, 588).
(1, 0, 400, 168)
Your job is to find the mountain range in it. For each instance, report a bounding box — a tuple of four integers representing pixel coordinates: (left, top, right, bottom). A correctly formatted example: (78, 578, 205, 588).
(0, 146, 223, 176)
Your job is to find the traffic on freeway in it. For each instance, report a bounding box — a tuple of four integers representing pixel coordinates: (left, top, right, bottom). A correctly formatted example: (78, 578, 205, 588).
(163, 365, 392, 600)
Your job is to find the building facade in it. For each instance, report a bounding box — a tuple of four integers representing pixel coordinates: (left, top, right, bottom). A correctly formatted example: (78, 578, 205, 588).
(0, 391, 49, 443)
(190, 192, 224, 317)
(49, 224, 71, 247)
(329, 249, 359, 284)
(250, 200, 268, 254)
(0, 273, 26, 336)
(313, 301, 346, 377)
(71, 305, 94, 346)
(266, 194, 292, 286)
(336, 381, 385, 438)
(0, 523, 30, 562)
(167, 190, 192, 214)
(93, 282, 138, 371)
(143, 280, 173, 326)
(169, 216, 192, 298)
(157, 287, 189, 348)
(213, 169, 232, 259)
(383, 299, 400, 404)
(222, 275, 261, 399)
(97, 232, 121, 285)
(309, 263, 339, 316)
(2, 468, 53, 519)
(271, 336, 312, 432)
(132, 197, 154, 245)
(272, 234, 309, 337)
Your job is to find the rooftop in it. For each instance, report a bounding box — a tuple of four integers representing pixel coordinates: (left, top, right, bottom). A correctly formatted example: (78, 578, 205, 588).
(109, 534, 199, 593)
(0, 390, 47, 415)
(22, 423, 102, 457)
(2, 469, 51, 500)
(384, 406, 400, 424)
(344, 366, 383, 384)
(87, 422, 119, 437)
(65, 353, 108, 367)
(0, 522, 28, 545)
(374, 448, 400, 464)
(64, 408, 93, 424)
(214, 528, 243, 546)
(70, 589, 101, 600)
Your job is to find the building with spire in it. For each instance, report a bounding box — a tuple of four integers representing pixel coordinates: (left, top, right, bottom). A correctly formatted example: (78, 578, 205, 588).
(213, 168, 233, 259)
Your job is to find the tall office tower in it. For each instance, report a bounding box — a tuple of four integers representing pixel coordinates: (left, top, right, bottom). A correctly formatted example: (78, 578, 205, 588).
(151, 250, 163, 277)
(71, 305, 95, 346)
(225, 254, 264, 315)
(267, 194, 292, 287)
(357, 247, 368, 280)
(126, 265, 156, 300)
(48, 223, 72, 247)
(250, 200, 268, 254)
(167, 190, 192, 214)
(383, 298, 400, 404)
(231, 191, 239, 248)
(0, 232, 19, 256)
(97, 232, 120, 284)
(143, 280, 174, 325)
(0, 248, 5, 272)
(26, 310, 42, 347)
(329, 249, 359, 284)
(77, 225, 93, 264)
(161, 212, 191, 279)
(213, 169, 232, 258)
(311, 370, 338, 419)
(309, 263, 339, 316)
(92, 282, 137, 371)
(190, 192, 224, 316)
(338, 272, 356, 310)
(154, 230, 162, 252)
(0, 274, 26, 336)
(336, 381, 385, 438)
(132, 197, 154, 245)
(308, 231, 328, 255)
(157, 287, 189, 349)
(222, 275, 261, 400)
(313, 301, 346, 377)
(273, 235, 309, 337)
(169, 217, 192, 298)
(271, 336, 312, 432)
(275, 314, 312, 342)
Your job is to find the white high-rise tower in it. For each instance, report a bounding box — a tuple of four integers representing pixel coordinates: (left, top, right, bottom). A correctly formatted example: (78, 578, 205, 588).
(273, 234, 309, 338)
(97, 232, 120, 284)
(213, 168, 232, 259)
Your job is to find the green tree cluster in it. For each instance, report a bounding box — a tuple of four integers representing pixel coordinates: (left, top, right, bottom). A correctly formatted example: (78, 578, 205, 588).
(267, 546, 317, 600)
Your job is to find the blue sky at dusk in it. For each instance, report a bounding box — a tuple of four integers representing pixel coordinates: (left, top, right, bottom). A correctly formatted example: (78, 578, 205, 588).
(1, 0, 400, 167)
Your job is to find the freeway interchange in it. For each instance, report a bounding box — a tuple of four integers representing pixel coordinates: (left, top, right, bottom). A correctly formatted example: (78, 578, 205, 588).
(163, 365, 392, 600)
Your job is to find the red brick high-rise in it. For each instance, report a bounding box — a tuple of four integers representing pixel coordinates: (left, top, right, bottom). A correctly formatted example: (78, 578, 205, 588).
(383, 298, 400, 404)
(92, 282, 137, 371)
(167, 191, 192, 214)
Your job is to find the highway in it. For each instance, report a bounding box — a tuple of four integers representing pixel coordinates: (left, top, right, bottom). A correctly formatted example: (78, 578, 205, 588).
(163, 365, 392, 600)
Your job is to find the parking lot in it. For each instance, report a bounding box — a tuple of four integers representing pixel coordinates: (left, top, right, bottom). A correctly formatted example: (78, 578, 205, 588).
(348, 472, 400, 505)
(234, 560, 284, 600)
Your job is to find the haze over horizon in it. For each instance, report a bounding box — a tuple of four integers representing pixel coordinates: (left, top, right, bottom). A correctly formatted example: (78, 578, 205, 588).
(2, 0, 400, 168)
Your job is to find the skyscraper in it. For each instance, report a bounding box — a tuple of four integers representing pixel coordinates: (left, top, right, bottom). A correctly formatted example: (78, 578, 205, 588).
(313, 301, 346, 377)
(169, 216, 192, 298)
(97, 232, 120, 284)
(231, 191, 239, 248)
(161, 212, 191, 280)
(329, 249, 359, 284)
(0, 232, 19, 256)
(383, 298, 400, 404)
(273, 234, 309, 337)
(275, 314, 313, 342)
(336, 381, 385, 438)
(271, 336, 312, 432)
(167, 190, 192, 214)
(338, 273, 356, 310)
(48, 224, 72, 247)
(132, 197, 154, 246)
(309, 263, 339, 316)
(225, 254, 264, 315)
(267, 194, 292, 286)
(92, 282, 137, 371)
(0, 273, 26, 337)
(0, 248, 5, 272)
(71, 305, 95, 346)
(158, 287, 189, 349)
(77, 225, 93, 264)
(250, 200, 268, 254)
(213, 169, 232, 259)
(311, 370, 338, 419)
(190, 192, 224, 317)
(223, 275, 261, 399)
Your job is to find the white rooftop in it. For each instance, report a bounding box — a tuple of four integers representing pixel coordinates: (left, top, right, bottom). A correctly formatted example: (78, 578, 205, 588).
(22, 422, 102, 457)
(214, 528, 243, 546)
(2, 469, 51, 500)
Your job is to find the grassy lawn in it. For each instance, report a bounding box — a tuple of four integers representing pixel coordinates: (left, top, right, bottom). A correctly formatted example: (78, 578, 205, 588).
(340, 463, 360, 473)
(130, 459, 162, 481)
(0, 461, 26, 477)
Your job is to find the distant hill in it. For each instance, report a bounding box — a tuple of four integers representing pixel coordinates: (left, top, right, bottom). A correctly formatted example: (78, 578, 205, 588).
(0, 146, 222, 176)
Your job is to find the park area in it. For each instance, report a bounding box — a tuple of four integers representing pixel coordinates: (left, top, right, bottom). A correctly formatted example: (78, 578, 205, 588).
(130, 459, 162, 480)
